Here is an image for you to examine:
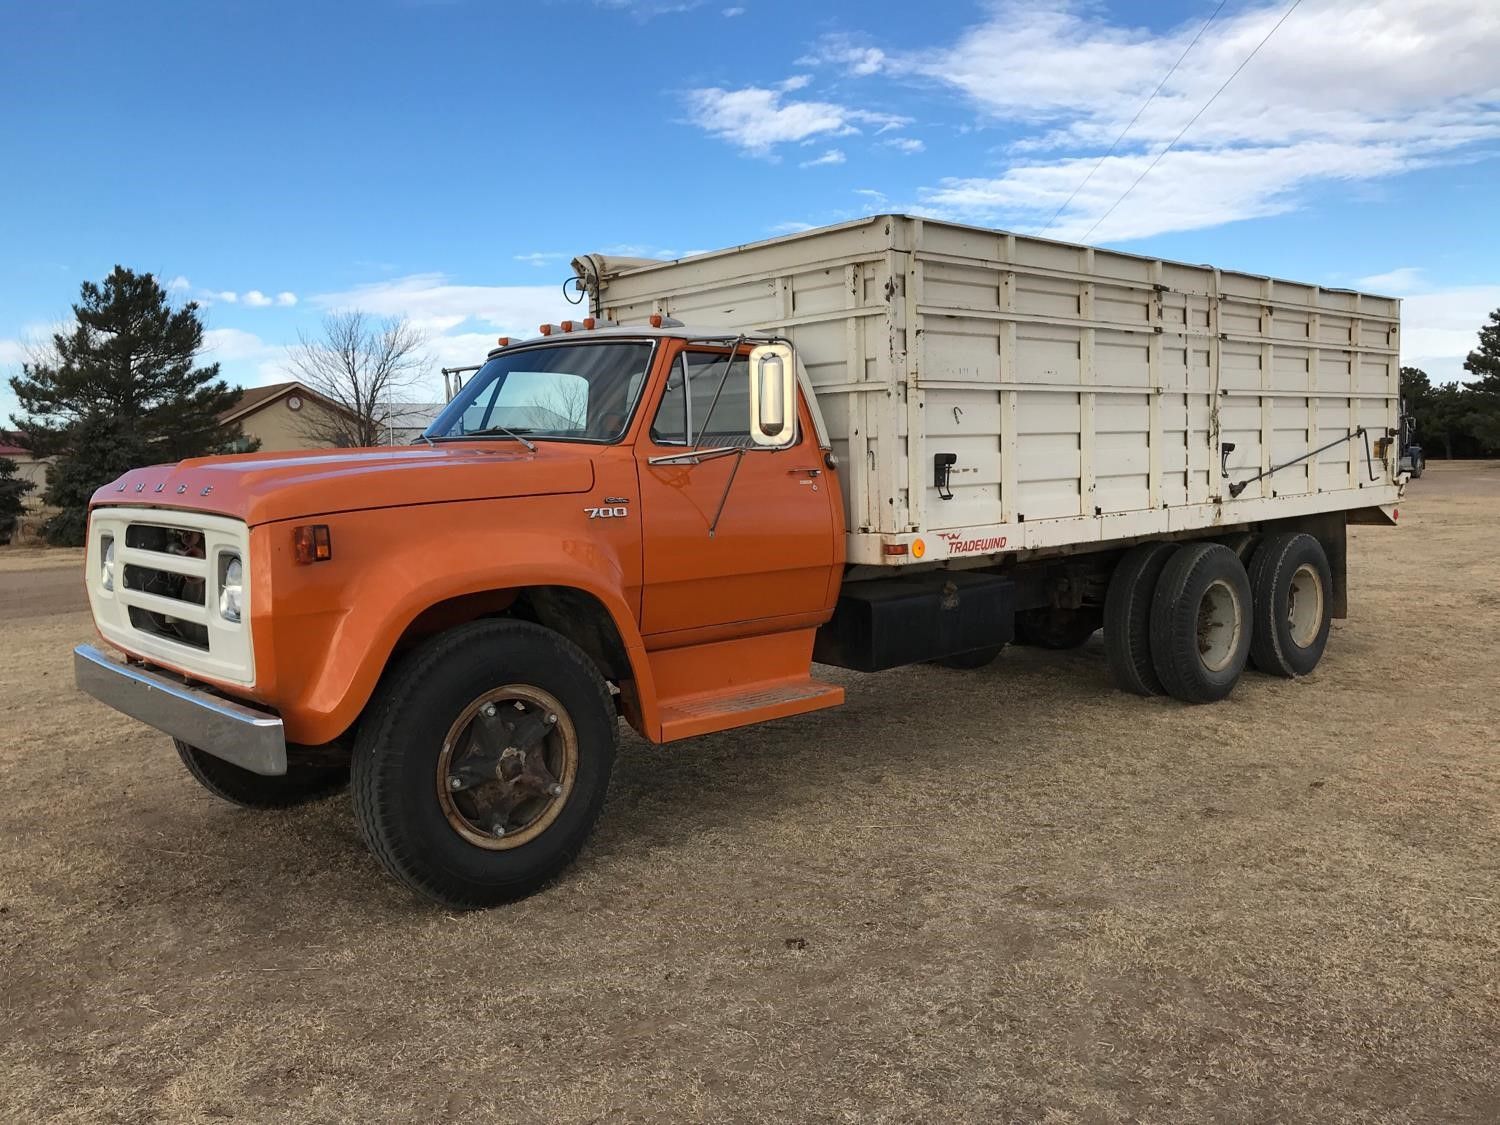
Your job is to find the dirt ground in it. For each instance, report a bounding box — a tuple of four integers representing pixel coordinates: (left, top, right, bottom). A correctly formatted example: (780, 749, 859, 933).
(1, 465, 1496, 1124)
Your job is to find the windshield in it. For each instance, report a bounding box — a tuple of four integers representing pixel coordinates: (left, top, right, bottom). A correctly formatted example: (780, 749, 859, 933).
(426, 341, 654, 443)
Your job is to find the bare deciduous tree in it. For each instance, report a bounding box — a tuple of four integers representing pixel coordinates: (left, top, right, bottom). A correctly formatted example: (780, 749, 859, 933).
(284, 311, 428, 447)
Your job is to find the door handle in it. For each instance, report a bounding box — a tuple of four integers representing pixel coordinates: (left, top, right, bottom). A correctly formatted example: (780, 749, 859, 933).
(788, 467, 822, 477)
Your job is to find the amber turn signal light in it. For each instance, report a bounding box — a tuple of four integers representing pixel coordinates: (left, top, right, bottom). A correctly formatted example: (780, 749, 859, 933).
(294, 524, 332, 564)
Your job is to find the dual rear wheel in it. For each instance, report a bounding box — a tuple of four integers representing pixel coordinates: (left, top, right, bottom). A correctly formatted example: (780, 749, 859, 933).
(1105, 532, 1332, 703)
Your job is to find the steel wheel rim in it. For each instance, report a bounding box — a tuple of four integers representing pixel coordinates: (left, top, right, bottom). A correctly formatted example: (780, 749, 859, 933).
(1196, 578, 1243, 673)
(435, 684, 579, 850)
(1287, 563, 1324, 649)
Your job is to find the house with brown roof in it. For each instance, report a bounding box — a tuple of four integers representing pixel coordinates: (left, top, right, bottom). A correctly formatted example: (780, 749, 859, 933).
(218, 382, 354, 452)
(0, 431, 49, 509)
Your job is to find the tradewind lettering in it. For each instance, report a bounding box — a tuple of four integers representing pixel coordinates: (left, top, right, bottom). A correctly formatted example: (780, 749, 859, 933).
(937, 531, 1008, 555)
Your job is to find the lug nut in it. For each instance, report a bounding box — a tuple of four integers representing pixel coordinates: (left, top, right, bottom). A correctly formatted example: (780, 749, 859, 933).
(546, 713, 558, 724)
(482, 704, 497, 717)
(449, 777, 463, 790)
(492, 825, 507, 838)
(547, 782, 563, 796)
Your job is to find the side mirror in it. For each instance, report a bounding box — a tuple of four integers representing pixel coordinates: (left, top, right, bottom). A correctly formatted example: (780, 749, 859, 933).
(749, 343, 797, 448)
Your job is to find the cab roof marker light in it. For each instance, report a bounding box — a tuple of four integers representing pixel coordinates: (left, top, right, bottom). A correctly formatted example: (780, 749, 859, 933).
(538, 324, 553, 336)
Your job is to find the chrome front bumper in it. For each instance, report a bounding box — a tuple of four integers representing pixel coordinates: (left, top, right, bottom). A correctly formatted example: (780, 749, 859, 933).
(73, 644, 287, 776)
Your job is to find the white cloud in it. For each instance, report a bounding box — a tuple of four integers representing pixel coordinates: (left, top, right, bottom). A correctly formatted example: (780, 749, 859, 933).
(769, 221, 814, 234)
(1398, 285, 1500, 385)
(201, 327, 277, 363)
(798, 37, 887, 77)
(920, 140, 1424, 241)
(806, 1, 1500, 241)
(684, 83, 908, 155)
(800, 148, 846, 168)
(1356, 267, 1427, 296)
(242, 290, 273, 308)
(311, 274, 581, 337)
(215, 291, 238, 304)
(594, 0, 702, 17)
(165, 275, 191, 292)
(883, 136, 924, 154)
(514, 252, 568, 268)
(276, 291, 298, 307)
(722, 6, 744, 16)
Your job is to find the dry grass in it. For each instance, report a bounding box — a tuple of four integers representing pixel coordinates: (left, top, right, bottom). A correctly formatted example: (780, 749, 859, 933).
(0, 545, 85, 573)
(1, 464, 1497, 1123)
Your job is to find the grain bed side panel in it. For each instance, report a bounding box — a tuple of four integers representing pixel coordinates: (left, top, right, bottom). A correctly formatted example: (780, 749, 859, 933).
(588, 215, 1402, 562)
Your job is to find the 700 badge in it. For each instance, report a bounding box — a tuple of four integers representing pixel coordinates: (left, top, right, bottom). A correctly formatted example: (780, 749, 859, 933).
(584, 505, 629, 519)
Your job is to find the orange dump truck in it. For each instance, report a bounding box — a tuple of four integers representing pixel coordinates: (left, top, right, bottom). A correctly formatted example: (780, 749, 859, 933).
(76, 216, 1406, 908)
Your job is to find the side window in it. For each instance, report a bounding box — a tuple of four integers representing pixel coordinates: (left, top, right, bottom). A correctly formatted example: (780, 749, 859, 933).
(650, 351, 755, 447)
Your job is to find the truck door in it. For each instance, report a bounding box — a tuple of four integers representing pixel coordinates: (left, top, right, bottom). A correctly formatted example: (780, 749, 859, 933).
(636, 345, 840, 637)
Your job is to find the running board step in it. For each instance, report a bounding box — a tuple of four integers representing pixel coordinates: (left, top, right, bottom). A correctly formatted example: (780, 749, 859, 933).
(657, 679, 844, 742)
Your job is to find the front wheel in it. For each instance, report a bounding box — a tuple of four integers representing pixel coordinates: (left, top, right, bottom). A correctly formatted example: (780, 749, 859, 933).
(352, 620, 617, 910)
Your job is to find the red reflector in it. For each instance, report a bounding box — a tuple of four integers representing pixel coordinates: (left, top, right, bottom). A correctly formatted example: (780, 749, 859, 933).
(882, 543, 909, 556)
(560, 320, 575, 332)
(294, 524, 332, 564)
(649, 313, 663, 328)
(496, 336, 511, 347)
(539, 324, 553, 336)
(582, 317, 596, 330)
(1392, 507, 1398, 521)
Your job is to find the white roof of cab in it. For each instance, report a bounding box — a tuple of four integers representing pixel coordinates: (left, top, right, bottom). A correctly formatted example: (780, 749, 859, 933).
(486, 324, 780, 357)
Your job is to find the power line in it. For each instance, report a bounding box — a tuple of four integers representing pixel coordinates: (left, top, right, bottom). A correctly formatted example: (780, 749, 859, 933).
(1079, 0, 1305, 244)
(1040, 0, 1229, 236)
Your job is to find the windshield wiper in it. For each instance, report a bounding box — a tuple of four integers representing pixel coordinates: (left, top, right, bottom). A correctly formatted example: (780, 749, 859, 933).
(440, 425, 538, 452)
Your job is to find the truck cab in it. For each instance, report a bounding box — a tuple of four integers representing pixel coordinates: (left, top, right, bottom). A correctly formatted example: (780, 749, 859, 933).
(77, 324, 850, 907)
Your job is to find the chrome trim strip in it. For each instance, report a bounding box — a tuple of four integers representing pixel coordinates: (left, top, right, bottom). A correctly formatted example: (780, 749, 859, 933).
(73, 644, 286, 776)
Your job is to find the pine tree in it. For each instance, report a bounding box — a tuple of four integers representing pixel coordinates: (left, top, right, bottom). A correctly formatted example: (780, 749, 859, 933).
(0, 456, 34, 535)
(7, 267, 247, 544)
(1462, 307, 1500, 453)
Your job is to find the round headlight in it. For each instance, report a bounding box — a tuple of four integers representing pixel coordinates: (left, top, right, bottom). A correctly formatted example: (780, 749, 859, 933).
(219, 556, 244, 623)
(101, 538, 115, 592)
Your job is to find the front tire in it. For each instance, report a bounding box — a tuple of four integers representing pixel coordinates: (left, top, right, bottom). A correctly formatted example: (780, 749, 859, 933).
(175, 740, 348, 809)
(1149, 543, 1253, 704)
(351, 620, 617, 910)
(1247, 532, 1332, 677)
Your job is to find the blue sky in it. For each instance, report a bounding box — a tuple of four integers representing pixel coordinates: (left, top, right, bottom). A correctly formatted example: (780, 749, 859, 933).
(3, 0, 1497, 422)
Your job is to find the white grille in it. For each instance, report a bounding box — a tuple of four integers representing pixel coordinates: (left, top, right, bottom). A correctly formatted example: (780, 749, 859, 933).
(87, 508, 255, 686)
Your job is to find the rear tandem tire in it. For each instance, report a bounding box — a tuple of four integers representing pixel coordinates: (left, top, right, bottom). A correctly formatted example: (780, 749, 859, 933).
(1149, 542, 1253, 704)
(351, 619, 617, 911)
(1247, 532, 1333, 678)
(174, 740, 348, 809)
(1103, 541, 1178, 696)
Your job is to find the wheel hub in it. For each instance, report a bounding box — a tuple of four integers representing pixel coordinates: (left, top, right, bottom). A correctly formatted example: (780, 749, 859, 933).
(1195, 578, 1244, 673)
(436, 686, 577, 850)
(1286, 562, 1324, 649)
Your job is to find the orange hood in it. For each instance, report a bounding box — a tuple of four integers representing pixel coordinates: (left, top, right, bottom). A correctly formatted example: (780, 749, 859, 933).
(90, 443, 597, 526)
